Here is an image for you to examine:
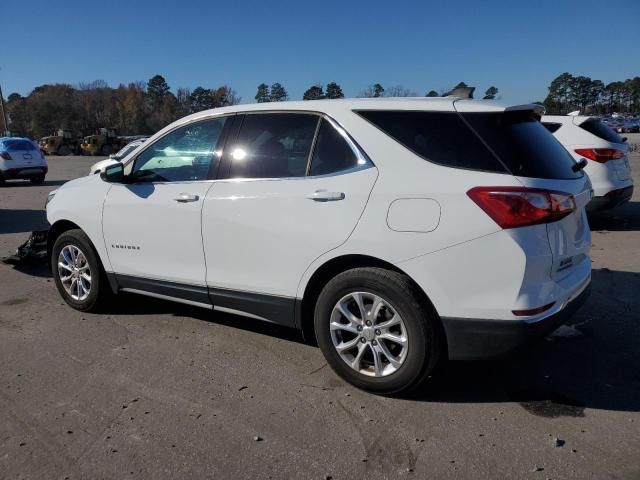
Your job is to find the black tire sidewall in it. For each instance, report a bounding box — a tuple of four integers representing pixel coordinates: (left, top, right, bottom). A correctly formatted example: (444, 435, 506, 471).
(314, 269, 433, 394)
(51, 230, 103, 311)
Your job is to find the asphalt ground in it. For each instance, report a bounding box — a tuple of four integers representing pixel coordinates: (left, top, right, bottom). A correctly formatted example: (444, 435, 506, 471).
(1, 140, 639, 479)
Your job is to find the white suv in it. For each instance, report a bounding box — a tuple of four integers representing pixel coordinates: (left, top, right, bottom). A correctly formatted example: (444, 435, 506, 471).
(46, 99, 592, 393)
(542, 115, 633, 210)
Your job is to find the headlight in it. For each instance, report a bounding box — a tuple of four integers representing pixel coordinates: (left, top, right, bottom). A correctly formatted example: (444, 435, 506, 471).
(46, 190, 57, 207)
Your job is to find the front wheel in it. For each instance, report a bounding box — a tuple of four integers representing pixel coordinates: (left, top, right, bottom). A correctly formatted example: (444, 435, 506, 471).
(51, 229, 111, 312)
(314, 267, 442, 395)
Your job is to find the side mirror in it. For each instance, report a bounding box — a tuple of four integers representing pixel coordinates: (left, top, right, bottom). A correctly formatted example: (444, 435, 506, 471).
(109, 153, 116, 159)
(100, 162, 124, 183)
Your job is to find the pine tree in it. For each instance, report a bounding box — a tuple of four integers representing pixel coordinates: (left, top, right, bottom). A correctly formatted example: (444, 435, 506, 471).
(303, 85, 325, 100)
(325, 82, 344, 99)
(269, 83, 288, 102)
(255, 83, 270, 103)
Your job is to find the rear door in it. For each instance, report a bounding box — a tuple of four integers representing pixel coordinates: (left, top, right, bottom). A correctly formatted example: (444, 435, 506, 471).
(461, 110, 592, 281)
(201, 112, 377, 318)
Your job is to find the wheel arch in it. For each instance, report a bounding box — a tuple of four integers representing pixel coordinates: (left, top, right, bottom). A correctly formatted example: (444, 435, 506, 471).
(298, 254, 445, 354)
(48, 220, 118, 294)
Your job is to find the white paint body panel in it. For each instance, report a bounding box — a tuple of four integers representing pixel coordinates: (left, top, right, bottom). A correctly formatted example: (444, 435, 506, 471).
(202, 168, 377, 296)
(102, 182, 213, 284)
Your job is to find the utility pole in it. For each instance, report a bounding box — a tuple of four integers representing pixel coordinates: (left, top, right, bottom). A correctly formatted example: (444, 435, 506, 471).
(0, 82, 8, 135)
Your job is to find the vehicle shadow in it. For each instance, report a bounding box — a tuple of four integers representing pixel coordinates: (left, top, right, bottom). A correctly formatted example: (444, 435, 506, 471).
(0, 209, 48, 234)
(111, 292, 306, 345)
(5, 262, 640, 412)
(588, 201, 640, 231)
(409, 268, 640, 414)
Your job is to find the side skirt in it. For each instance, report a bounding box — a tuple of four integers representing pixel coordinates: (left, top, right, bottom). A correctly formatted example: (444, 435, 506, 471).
(112, 274, 297, 328)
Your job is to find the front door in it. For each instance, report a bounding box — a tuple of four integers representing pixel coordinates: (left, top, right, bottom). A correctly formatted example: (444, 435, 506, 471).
(102, 116, 230, 291)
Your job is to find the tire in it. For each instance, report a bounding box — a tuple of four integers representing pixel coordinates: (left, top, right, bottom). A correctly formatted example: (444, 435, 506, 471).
(30, 175, 45, 185)
(51, 229, 111, 312)
(314, 267, 442, 395)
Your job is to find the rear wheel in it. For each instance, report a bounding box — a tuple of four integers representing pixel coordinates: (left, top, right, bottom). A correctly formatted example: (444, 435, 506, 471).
(314, 267, 442, 394)
(30, 175, 45, 185)
(52, 229, 111, 312)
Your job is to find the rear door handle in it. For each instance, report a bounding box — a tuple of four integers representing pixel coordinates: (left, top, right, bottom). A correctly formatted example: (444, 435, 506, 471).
(173, 193, 199, 203)
(306, 190, 345, 202)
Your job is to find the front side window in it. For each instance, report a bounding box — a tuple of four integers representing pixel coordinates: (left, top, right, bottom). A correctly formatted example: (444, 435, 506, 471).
(132, 117, 227, 182)
(309, 119, 364, 176)
(229, 113, 319, 179)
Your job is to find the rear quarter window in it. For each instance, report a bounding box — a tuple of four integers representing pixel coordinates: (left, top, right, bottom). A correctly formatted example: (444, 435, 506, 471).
(357, 110, 507, 173)
(462, 111, 582, 180)
(579, 119, 624, 144)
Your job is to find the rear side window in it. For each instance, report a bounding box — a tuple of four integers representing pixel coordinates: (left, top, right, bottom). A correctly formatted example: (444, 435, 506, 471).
(542, 122, 562, 133)
(309, 119, 362, 176)
(1, 139, 37, 151)
(462, 112, 582, 180)
(357, 110, 506, 173)
(579, 119, 624, 143)
(230, 113, 319, 179)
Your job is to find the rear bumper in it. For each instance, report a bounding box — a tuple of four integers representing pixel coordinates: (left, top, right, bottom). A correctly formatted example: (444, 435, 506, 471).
(441, 282, 591, 360)
(588, 185, 633, 211)
(0, 166, 48, 180)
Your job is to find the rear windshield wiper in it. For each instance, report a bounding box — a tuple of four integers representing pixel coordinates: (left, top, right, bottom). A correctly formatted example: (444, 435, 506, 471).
(572, 158, 588, 172)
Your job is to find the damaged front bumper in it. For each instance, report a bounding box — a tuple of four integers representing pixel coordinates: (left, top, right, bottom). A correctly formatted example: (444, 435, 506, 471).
(2, 229, 49, 266)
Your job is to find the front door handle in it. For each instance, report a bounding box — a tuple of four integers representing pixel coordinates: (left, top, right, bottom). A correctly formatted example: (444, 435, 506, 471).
(173, 193, 199, 203)
(306, 190, 345, 202)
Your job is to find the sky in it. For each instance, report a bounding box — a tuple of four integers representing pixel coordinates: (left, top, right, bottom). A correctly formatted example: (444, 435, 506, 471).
(1, 0, 639, 105)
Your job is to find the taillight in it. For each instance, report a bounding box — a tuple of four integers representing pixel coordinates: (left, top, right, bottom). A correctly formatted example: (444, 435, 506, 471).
(574, 148, 625, 163)
(0, 152, 11, 160)
(467, 187, 576, 229)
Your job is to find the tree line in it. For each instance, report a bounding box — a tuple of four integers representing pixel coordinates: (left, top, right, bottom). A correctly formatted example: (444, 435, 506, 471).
(543, 72, 640, 114)
(4, 75, 240, 139)
(254, 81, 499, 101)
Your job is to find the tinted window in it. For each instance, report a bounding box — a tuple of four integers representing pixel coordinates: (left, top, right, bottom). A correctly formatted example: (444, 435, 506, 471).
(542, 122, 562, 133)
(2, 139, 37, 151)
(580, 119, 624, 143)
(463, 112, 581, 179)
(230, 113, 319, 179)
(309, 120, 362, 176)
(132, 118, 226, 182)
(358, 110, 506, 173)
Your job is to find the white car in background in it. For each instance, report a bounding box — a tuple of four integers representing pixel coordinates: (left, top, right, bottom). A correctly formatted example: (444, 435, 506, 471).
(542, 115, 633, 210)
(47, 99, 592, 394)
(88, 137, 148, 175)
(0, 137, 48, 185)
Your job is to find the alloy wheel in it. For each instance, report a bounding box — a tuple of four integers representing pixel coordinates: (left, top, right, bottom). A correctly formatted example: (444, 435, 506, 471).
(57, 245, 92, 301)
(330, 291, 409, 377)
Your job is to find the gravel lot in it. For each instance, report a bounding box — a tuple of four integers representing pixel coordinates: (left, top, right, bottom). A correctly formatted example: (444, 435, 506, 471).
(1, 141, 639, 479)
